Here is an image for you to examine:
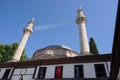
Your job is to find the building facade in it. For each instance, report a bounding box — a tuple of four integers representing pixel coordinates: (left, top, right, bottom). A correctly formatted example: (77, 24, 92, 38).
(0, 54, 111, 80)
(0, 7, 114, 80)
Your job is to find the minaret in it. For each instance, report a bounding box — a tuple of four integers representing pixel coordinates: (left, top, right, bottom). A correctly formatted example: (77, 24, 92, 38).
(10, 18, 34, 62)
(76, 7, 91, 55)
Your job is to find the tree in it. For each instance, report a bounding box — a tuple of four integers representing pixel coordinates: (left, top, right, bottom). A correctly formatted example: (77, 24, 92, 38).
(0, 43, 28, 63)
(89, 37, 99, 55)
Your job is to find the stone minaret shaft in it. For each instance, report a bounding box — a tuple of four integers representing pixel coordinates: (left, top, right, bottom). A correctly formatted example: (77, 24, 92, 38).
(76, 8, 90, 55)
(11, 18, 34, 62)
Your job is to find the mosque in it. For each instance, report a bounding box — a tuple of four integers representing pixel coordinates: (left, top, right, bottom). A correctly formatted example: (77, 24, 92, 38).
(0, 7, 117, 80)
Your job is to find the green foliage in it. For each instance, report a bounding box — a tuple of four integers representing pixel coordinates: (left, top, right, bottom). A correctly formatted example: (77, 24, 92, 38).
(89, 37, 99, 55)
(0, 43, 28, 63)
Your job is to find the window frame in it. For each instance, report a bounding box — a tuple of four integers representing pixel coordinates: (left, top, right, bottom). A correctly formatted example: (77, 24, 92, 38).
(74, 65, 84, 78)
(2, 69, 11, 79)
(94, 64, 107, 78)
(37, 67, 47, 79)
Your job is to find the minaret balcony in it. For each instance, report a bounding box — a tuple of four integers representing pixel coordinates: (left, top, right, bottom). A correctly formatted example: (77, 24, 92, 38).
(23, 28, 33, 34)
(76, 17, 87, 24)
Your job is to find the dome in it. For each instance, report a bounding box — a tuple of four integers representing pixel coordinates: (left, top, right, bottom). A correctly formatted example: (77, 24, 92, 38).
(32, 45, 78, 60)
(45, 45, 73, 50)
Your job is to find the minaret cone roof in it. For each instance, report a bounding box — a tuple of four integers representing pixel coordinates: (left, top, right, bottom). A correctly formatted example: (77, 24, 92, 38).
(32, 17, 34, 21)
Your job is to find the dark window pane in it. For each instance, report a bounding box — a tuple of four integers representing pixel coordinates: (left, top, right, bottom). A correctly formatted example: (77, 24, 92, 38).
(2, 69, 11, 79)
(74, 65, 84, 78)
(37, 67, 47, 79)
(21, 77, 23, 80)
(55, 66, 63, 78)
(94, 64, 107, 78)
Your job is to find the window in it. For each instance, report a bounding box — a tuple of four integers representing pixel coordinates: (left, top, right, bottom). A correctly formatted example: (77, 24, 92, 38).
(94, 64, 107, 78)
(37, 67, 47, 79)
(21, 78, 23, 80)
(2, 69, 11, 79)
(55, 66, 63, 78)
(74, 65, 84, 78)
(12, 68, 35, 80)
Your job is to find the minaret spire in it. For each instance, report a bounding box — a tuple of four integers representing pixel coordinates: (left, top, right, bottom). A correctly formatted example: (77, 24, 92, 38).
(32, 17, 34, 21)
(9, 18, 34, 62)
(79, 6, 82, 10)
(76, 7, 91, 55)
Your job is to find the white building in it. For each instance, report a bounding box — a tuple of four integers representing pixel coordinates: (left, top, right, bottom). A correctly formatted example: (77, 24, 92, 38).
(0, 52, 111, 80)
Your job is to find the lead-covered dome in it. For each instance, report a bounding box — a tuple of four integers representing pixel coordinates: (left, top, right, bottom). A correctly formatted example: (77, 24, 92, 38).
(32, 45, 78, 60)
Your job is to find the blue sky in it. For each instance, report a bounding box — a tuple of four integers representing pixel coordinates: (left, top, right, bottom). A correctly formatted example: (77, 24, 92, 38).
(0, 0, 118, 58)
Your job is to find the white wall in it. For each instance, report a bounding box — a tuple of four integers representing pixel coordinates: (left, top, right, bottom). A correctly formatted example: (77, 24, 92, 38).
(104, 62, 110, 77)
(35, 64, 75, 79)
(0, 61, 111, 79)
(63, 64, 74, 78)
(45, 65, 55, 78)
(0, 68, 6, 79)
(107, 62, 111, 72)
(34, 66, 39, 78)
(12, 75, 33, 80)
(36, 61, 110, 79)
(11, 68, 35, 80)
(83, 63, 96, 78)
